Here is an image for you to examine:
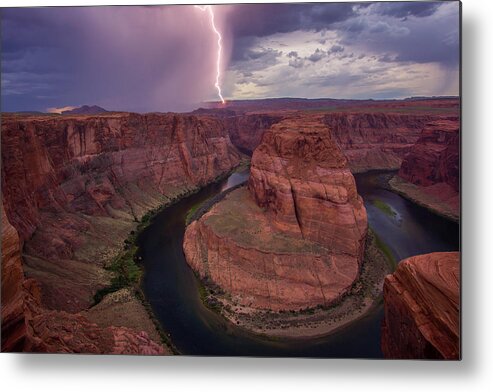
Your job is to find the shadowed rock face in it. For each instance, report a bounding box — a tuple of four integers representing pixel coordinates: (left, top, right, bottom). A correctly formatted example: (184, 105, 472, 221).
(381, 252, 460, 359)
(324, 113, 433, 172)
(1, 204, 27, 352)
(1, 112, 241, 353)
(388, 118, 460, 221)
(184, 116, 367, 312)
(399, 118, 459, 192)
(222, 113, 284, 154)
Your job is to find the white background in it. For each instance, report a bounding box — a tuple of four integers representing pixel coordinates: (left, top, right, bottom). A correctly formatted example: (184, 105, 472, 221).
(1, 0, 491, 391)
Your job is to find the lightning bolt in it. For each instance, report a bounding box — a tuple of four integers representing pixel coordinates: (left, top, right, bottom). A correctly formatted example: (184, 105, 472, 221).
(195, 5, 225, 104)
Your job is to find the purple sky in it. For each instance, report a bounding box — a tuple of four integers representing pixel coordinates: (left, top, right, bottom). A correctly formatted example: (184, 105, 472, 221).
(1, 2, 460, 113)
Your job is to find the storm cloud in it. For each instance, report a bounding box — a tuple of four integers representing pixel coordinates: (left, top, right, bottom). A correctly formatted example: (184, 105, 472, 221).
(1, 2, 460, 112)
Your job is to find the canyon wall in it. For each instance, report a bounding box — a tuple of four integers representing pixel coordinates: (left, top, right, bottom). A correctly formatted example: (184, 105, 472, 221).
(221, 111, 443, 173)
(323, 113, 433, 172)
(1, 112, 241, 352)
(220, 113, 284, 154)
(381, 252, 460, 359)
(390, 118, 460, 221)
(184, 116, 367, 312)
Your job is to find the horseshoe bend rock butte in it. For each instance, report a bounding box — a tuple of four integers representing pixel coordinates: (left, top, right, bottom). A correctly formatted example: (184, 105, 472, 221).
(184, 117, 368, 312)
(381, 252, 460, 359)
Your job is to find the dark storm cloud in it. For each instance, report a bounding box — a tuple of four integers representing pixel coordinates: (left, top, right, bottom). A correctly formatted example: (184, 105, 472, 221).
(228, 2, 457, 69)
(328, 44, 345, 55)
(335, 2, 459, 67)
(227, 2, 362, 63)
(227, 3, 362, 38)
(1, 6, 219, 112)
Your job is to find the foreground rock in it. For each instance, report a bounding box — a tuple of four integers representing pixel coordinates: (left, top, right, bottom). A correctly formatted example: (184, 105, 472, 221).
(390, 118, 460, 221)
(184, 116, 369, 335)
(381, 252, 460, 359)
(1, 112, 241, 353)
(2, 202, 167, 354)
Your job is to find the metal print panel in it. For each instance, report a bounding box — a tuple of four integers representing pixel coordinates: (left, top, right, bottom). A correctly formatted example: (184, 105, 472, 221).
(0, 1, 461, 359)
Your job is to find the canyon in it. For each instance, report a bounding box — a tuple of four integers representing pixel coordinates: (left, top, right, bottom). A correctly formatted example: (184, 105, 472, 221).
(381, 252, 460, 359)
(1, 112, 241, 353)
(1, 97, 460, 355)
(183, 115, 375, 335)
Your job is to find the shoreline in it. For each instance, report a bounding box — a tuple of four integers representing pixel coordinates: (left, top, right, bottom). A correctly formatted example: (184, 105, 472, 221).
(195, 229, 394, 340)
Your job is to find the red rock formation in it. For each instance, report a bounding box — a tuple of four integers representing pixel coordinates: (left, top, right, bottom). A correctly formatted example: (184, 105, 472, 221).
(323, 112, 436, 172)
(248, 116, 367, 256)
(2, 201, 166, 354)
(215, 98, 459, 172)
(1, 113, 241, 312)
(1, 112, 240, 353)
(389, 118, 460, 220)
(184, 116, 367, 312)
(399, 118, 459, 191)
(222, 113, 284, 154)
(1, 203, 28, 351)
(381, 252, 460, 359)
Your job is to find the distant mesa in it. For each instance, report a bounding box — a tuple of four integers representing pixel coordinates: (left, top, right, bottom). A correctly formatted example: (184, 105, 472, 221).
(61, 105, 108, 115)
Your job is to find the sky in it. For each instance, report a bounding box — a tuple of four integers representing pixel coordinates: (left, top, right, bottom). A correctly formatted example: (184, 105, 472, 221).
(1, 2, 460, 113)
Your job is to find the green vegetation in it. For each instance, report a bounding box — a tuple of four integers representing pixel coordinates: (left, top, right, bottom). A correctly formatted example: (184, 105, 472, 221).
(93, 235, 142, 304)
(372, 230, 397, 269)
(372, 198, 397, 218)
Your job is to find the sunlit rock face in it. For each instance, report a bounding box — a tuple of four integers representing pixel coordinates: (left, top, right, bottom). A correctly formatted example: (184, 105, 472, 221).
(184, 115, 367, 312)
(381, 252, 460, 359)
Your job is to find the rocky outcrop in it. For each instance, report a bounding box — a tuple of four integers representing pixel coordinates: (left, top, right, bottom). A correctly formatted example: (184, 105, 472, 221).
(389, 118, 460, 221)
(1, 112, 241, 353)
(381, 252, 460, 359)
(184, 116, 367, 313)
(248, 116, 367, 255)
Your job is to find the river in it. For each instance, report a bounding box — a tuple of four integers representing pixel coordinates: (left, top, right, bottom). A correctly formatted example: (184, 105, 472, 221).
(138, 169, 459, 357)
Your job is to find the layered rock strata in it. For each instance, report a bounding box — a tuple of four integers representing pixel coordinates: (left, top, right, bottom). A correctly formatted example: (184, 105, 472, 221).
(1, 112, 241, 353)
(390, 118, 460, 221)
(381, 252, 460, 359)
(2, 201, 166, 354)
(184, 116, 367, 313)
(324, 113, 433, 172)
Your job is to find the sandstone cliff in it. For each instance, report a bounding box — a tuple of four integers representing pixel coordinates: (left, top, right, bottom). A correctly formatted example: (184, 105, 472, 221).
(323, 112, 433, 172)
(184, 116, 367, 313)
(381, 252, 460, 359)
(2, 201, 166, 354)
(390, 118, 460, 221)
(222, 113, 284, 154)
(1, 112, 241, 353)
